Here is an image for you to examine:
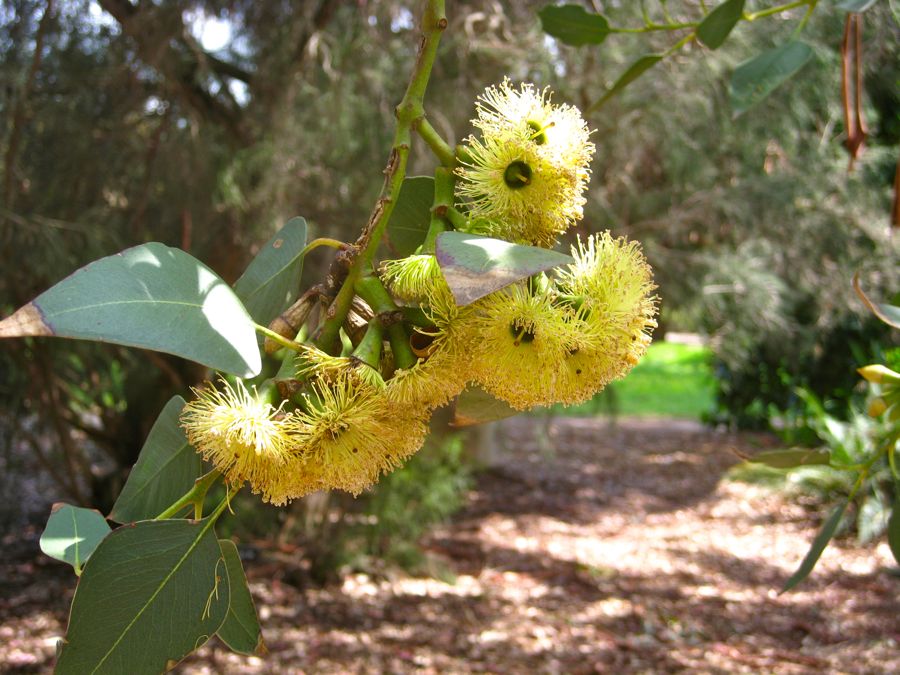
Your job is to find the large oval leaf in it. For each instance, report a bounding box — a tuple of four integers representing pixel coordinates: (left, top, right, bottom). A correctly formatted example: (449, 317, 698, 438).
(538, 4, 611, 46)
(39, 503, 111, 576)
(234, 217, 308, 327)
(217, 539, 264, 656)
(0, 243, 261, 377)
(56, 518, 230, 674)
(109, 396, 201, 524)
(385, 176, 434, 257)
(697, 0, 745, 50)
(730, 41, 813, 115)
(435, 232, 573, 306)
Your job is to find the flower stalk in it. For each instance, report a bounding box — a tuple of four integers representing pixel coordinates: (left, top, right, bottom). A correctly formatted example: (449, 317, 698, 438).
(155, 469, 222, 520)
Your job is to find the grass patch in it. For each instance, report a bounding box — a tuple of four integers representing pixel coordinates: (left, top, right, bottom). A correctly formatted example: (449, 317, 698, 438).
(540, 341, 715, 419)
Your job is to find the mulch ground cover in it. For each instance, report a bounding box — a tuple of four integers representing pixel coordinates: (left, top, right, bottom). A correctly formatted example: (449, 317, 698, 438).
(2, 417, 897, 674)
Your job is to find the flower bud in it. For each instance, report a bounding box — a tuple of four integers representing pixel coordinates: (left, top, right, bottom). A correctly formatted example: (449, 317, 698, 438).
(857, 364, 900, 385)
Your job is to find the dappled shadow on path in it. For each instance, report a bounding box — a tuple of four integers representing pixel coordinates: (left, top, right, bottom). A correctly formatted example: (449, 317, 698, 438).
(2, 416, 898, 673)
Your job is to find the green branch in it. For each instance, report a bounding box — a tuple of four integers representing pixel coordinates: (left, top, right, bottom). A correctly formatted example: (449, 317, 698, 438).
(316, 0, 447, 353)
(422, 166, 455, 251)
(416, 118, 456, 167)
(586, 0, 818, 111)
(354, 274, 417, 369)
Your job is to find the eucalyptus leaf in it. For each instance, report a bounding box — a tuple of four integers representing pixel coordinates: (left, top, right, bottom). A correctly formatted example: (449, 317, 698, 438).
(853, 273, 900, 329)
(386, 176, 434, 257)
(234, 217, 308, 327)
(109, 396, 201, 524)
(591, 54, 664, 110)
(0, 243, 261, 377)
(888, 494, 900, 565)
(452, 386, 520, 427)
(435, 232, 573, 305)
(697, 0, 745, 50)
(746, 448, 831, 469)
(39, 504, 111, 576)
(56, 518, 230, 674)
(538, 4, 611, 46)
(730, 41, 813, 115)
(217, 540, 264, 655)
(782, 500, 848, 592)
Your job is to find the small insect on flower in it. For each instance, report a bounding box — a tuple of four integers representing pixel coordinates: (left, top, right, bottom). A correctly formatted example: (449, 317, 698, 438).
(473, 79, 594, 170)
(181, 378, 301, 499)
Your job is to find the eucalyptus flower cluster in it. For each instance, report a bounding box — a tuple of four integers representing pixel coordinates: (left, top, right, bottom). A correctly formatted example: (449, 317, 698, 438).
(181, 81, 656, 505)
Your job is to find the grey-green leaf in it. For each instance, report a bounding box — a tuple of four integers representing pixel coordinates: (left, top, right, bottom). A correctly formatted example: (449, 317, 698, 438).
(386, 176, 434, 257)
(836, 0, 879, 11)
(888, 494, 900, 565)
(109, 396, 201, 524)
(234, 217, 308, 327)
(56, 518, 230, 674)
(435, 232, 573, 306)
(782, 500, 848, 592)
(730, 41, 814, 115)
(39, 503, 111, 576)
(591, 54, 664, 110)
(697, 0, 745, 50)
(747, 448, 831, 469)
(538, 4, 611, 46)
(0, 242, 261, 377)
(217, 540, 264, 656)
(452, 386, 520, 427)
(853, 273, 900, 329)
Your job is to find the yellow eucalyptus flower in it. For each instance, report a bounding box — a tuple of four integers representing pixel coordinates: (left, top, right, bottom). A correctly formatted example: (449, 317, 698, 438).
(456, 134, 584, 247)
(380, 254, 451, 305)
(455, 80, 594, 247)
(292, 375, 429, 496)
(474, 79, 594, 169)
(555, 232, 658, 361)
(295, 344, 386, 390)
(181, 378, 300, 499)
(469, 284, 583, 409)
(385, 345, 469, 412)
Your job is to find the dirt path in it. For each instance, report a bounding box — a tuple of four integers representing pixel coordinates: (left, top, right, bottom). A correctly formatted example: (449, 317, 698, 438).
(2, 417, 898, 673)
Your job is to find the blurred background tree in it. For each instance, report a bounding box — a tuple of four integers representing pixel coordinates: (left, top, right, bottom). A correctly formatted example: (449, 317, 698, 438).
(1, 0, 897, 574)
